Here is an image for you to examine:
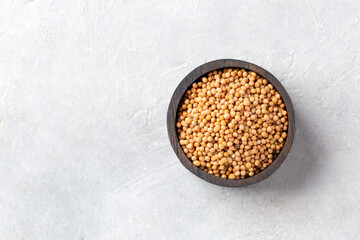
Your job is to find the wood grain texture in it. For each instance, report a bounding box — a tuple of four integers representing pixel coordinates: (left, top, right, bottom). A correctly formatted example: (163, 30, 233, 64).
(167, 59, 295, 187)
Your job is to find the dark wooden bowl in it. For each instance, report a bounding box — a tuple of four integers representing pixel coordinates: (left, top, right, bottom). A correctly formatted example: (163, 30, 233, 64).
(167, 59, 295, 187)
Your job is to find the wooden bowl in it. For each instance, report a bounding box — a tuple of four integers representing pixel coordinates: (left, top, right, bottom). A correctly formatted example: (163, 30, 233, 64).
(167, 59, 295, 187)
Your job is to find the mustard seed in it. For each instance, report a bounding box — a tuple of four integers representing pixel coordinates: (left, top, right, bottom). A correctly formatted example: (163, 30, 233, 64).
(176, 68, 289, 179)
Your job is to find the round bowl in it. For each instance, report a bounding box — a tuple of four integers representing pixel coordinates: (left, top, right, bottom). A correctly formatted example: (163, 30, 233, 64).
(167, 59, 295, 187)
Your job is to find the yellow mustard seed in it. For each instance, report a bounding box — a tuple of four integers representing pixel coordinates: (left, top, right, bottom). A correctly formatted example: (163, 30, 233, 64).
(176, 68, 289, 179)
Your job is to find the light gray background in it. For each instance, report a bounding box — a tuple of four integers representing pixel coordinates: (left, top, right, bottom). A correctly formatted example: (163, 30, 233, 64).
(0, 0, 359, 239)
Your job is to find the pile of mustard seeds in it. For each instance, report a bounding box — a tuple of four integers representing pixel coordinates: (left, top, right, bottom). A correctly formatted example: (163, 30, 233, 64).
(176, 68, 288, 179)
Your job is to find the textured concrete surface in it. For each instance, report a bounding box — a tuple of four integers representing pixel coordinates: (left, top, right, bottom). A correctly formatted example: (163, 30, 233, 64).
(1, 0, 360, 239)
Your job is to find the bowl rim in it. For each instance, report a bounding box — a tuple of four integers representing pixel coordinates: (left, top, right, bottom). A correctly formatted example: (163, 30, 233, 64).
(167, 59, 295, 187)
